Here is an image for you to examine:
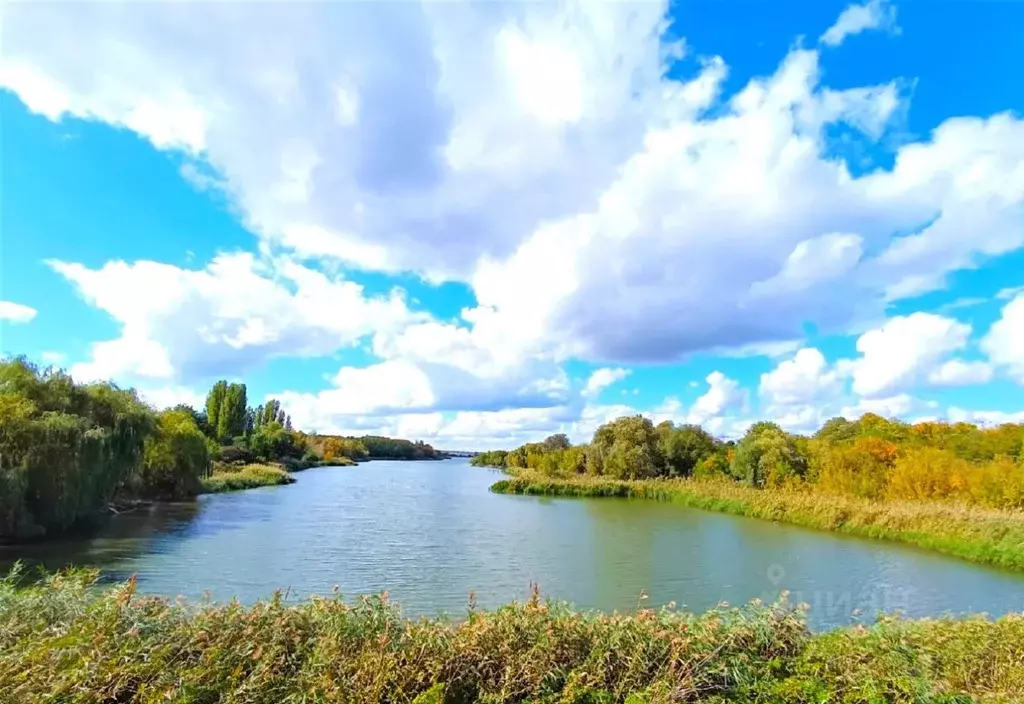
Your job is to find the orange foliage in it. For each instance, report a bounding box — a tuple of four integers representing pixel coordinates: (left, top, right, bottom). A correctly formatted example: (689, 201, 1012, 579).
(815, 437, 898, 499)
(887, 447, 971, 502)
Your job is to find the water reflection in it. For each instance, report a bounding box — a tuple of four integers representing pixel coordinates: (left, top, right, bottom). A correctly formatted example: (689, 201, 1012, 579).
(1, 500, 204, 581)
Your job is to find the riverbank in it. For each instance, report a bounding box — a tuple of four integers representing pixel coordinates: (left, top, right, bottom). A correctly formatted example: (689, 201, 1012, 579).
(1, 570, 1020, 703)
(491, 473, 1024, 572)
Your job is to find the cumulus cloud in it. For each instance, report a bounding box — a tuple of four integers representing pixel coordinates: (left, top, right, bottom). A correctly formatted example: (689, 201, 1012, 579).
(759, 348, 845, 432)
(758, 332, 997, 432)
(841, 393, 919, 419)
(137, 385, 206, 411)
(0, 301, 37, 324)
(927, 359, 993, 387)
(681, 372, 748, 435)
(275, 354, 569, 422)
(4, 1, 1022, 373)
(843, 313, 972, 398)
(820, 0, 899, 48)
(945, 407, 1024, 426)
(5, 2, 1023, 443)
(582, 367, 631, 397)
(760, 348, 843, 409)
(50, 253, 421, 383)
(982, 292, 1024, 383)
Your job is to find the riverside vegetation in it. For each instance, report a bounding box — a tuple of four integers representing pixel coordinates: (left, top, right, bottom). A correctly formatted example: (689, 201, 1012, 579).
(477, 415, 1024, 570)
(3, 568, 1023, 704)
(0, 356, 441, 541)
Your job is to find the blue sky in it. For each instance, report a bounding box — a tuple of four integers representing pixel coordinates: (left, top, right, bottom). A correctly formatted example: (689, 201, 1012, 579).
(1, 0, 1022, 449)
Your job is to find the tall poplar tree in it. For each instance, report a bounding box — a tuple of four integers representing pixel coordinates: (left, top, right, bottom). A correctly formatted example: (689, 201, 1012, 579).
(205, 381, 228, 440)
(218, 383, 248, 439)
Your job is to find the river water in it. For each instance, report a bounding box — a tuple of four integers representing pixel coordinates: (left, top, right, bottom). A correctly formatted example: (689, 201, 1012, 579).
(3, 459, 1022, 630)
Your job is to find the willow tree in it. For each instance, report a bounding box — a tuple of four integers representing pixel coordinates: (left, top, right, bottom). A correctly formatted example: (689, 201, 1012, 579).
(0, 358, 155, 537)
(141, 409, 211, 497)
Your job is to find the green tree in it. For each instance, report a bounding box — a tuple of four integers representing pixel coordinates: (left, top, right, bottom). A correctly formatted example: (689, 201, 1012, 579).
(0, 358, 154, 538)
(543, 433, 571, 451)
(217, 383, 248, 439)
(731, 422, 807, 487)
(657, 422, 718, 477)
(262, 400, 282, 427)
(140, 409, 211, 498)
(815, 417, 858, 444)
(591, 415, 664, 479)
(244, 406, 255, 436)
(249, 422, 303, 461)
(205, 381, 228, 440)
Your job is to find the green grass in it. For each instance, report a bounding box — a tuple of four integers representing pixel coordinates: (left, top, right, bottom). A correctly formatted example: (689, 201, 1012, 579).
(199, 463, 296, 493)
(0, 568, 1021, 703)
(491, 474, 1024, 572)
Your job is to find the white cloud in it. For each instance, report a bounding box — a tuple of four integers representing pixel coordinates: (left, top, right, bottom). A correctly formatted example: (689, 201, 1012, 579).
(759, 347, 845, 433)
(748, 233, 863, 299)
(281, 402, 598, 451)
(841, 393, 917, 419)
(760, 348, 843, 409)
(3, 2, 1022, 372)
(683, 371, 748, 435)
(714, 339, 804, 359)
(137, 385, 206, 411)
(820, 0, 899, 48)
(844, 313, 972, 398)
(927, 359, 993, 387)
(981, 292, 1024, 383)
(5, 2, 1024, 445)
(50, 253, 421, 383)
(650, 396, 684, 425)
(0, 301, 37, 324)
(582, 367, 630, 397)
(945, 407, 1024, 427)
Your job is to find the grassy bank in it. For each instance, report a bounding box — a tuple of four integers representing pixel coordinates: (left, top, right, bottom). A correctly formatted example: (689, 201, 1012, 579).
(199, 463, 295, 493)
(1, 570, 1022, 703)
(491, 474, 1024, 572)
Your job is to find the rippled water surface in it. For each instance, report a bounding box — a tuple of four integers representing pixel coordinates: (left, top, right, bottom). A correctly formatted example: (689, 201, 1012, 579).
(4, 459, 1023, 630)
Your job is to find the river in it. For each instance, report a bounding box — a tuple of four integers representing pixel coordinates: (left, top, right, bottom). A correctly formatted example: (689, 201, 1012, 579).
(3, 459, 1022, 630)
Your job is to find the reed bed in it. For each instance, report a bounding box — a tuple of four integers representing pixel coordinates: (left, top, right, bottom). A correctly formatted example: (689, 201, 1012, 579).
(491, 474, 1024, 572)
(199, 463, 295, 493)
(1, 568, 1022, 703)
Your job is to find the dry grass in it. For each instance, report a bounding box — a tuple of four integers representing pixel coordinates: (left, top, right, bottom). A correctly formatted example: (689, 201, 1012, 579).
(1, 568, 1022, 703)
(199, 463, 295, 493)
(491, 473, 1024, 572)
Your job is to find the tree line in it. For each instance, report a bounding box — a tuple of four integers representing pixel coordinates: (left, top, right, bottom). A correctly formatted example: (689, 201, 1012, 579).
(306, 434, 443, 462)
(473, 413, 1024, 508)
(0, 356, 442, 540)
